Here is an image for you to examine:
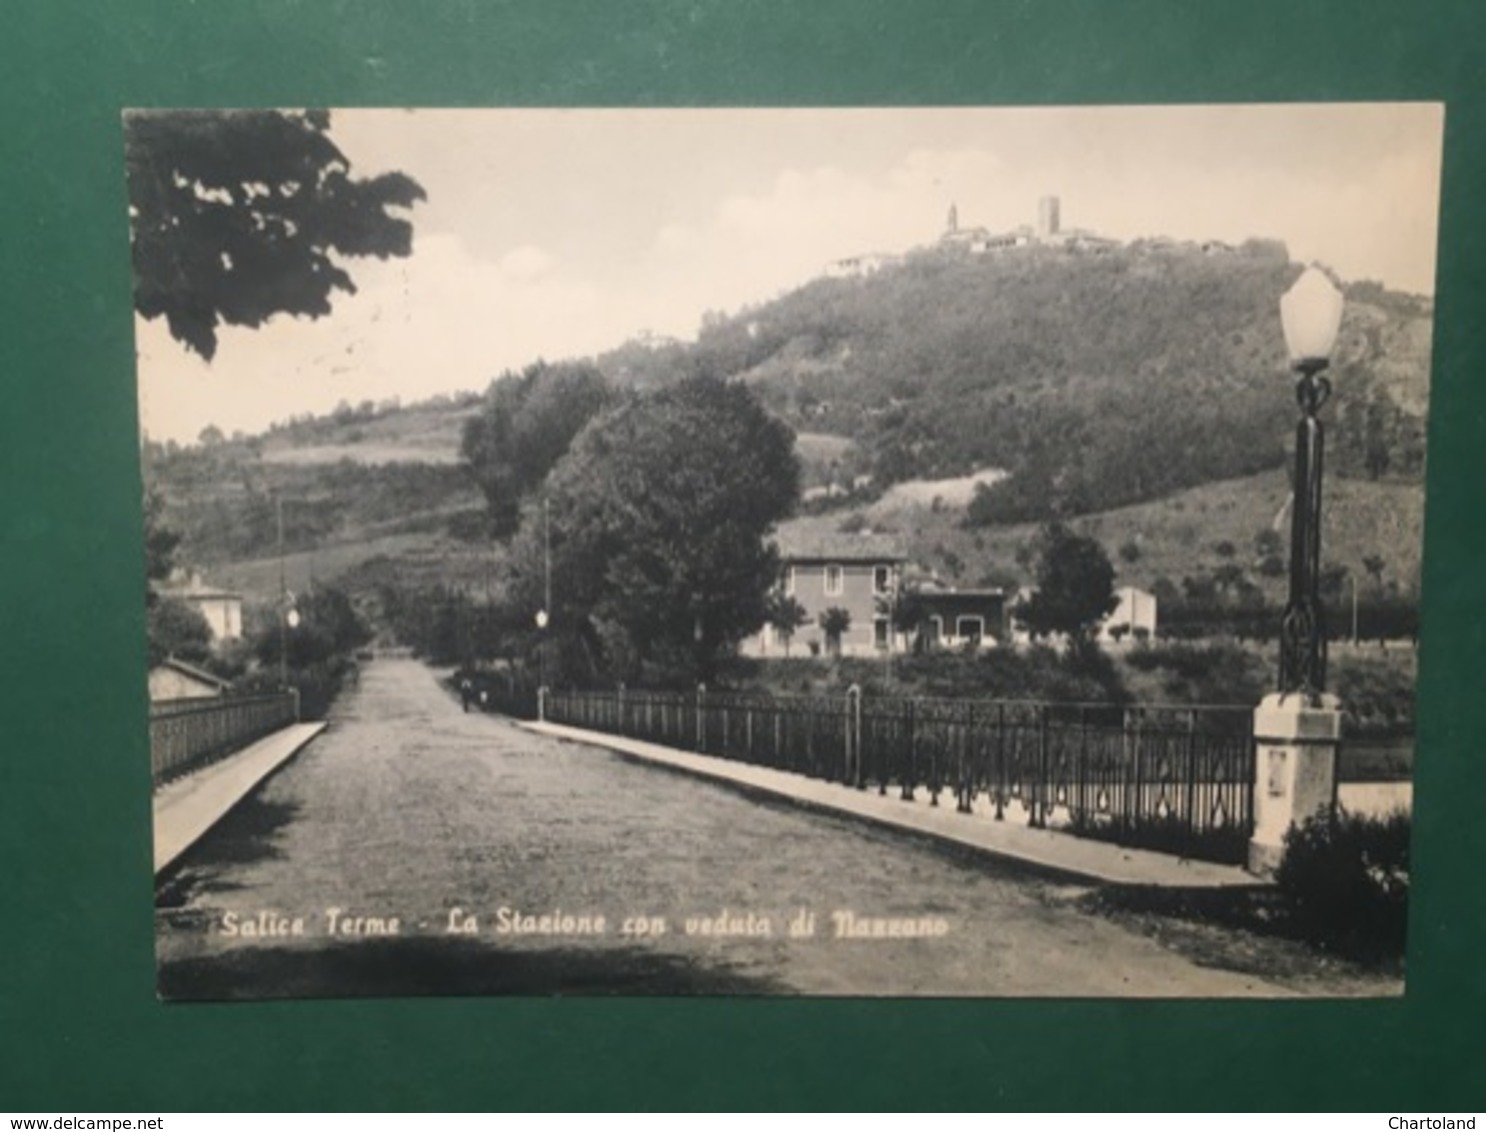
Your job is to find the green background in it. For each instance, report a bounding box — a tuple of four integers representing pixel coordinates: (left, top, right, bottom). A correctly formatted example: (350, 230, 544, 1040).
(3, 0, 1483, 1111)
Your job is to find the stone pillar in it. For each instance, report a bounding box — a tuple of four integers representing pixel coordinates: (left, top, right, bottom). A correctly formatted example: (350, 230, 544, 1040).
(1248, 691, 1342, 875)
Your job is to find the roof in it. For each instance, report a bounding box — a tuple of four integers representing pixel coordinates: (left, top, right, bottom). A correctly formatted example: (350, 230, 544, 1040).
(160, 570, 241, 602)
(151, 657, 232, 690)
(775, 530, 907, 563)
(162, 586, 242, 602)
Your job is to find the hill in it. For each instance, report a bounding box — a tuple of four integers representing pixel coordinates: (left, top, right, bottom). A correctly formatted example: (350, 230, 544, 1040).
(142, 230, 1431, 649)
(599, 238, 1432, 522)
(785, 467, 1424, 602)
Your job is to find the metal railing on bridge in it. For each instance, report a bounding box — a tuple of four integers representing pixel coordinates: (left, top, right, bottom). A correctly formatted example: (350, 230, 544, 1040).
(150, 691, 300, 787)
(542, 687, 1256, 864)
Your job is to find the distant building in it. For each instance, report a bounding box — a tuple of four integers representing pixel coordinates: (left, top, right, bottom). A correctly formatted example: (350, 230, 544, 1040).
(743, 532, 907, 658)
(908, 587, 1006, 650)
(158, 572, 243, 641)
(1006, 584, 1157, 649)
(148, 657, 231, 702)
(824, 253, 899, 279)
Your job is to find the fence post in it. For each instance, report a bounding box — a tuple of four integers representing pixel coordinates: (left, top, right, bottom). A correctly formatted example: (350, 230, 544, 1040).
(1036, 703, 1049, 829)
(1078, 704, 1088, 825)
(1184, 708, 1198, 842)
(538, 685, 548, 723)
(994, 703, 1006, 821)
(290, 686, 301, 723)
(901, 699, 917, 801)
(957, 704, 973, 814)
(846, 684, 861, 787)
(695, 683, 706, 752)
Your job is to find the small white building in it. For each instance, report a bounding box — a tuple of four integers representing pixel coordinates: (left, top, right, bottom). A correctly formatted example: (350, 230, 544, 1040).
(1006, 584, 1157, 648)
(1098, 586, 1158, 645)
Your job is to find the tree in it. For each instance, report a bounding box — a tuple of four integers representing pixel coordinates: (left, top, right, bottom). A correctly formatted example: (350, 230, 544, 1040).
(1015, 522, 1118, 650)
(461, 360, 612, 538)
(818, 607, 852, 658)
(252, 585, 371, 670)
(142, 489, 181, 593)
(126, 109, 425, 360)
(507, 374, 800, 682)
(764, 591, 810, 657)
(1363, 555, 1387, 593)
(147, 597, 213, 666)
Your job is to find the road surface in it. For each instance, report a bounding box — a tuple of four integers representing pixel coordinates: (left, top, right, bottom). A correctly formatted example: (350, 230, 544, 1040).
(156, 657, 1287, 999)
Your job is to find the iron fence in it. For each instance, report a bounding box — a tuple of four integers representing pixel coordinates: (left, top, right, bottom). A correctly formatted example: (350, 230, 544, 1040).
(150, 692, 299, 787)
(542, 687, 1257, 864)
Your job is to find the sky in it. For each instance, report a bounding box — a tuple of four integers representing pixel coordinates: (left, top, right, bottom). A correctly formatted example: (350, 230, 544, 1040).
(133, 103, 1445, 444)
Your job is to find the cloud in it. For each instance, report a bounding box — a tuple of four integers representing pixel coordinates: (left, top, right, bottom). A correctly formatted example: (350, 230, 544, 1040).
(138, 233, 632, 442)
(498, 244, 554, 281)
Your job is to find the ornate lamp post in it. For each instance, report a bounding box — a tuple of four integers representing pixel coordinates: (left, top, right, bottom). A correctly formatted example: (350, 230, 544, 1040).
(1277, 265, 1345, 702)
(1249, 265, 1345, 875)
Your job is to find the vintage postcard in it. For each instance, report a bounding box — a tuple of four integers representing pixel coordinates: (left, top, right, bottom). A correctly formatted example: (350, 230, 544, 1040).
(133, 105, 1441, 1000)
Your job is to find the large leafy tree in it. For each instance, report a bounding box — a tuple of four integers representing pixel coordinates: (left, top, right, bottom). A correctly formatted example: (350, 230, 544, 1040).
(126, 109, 425, 359)
(509, 375, 800, 682)
(1015, 522, 1118, 651)
(462, 360, 613, 538)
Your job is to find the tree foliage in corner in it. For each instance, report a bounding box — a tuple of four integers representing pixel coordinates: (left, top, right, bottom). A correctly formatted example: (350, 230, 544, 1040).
(126, 109, 425, 359)
(1015, 522, 1118, 650)
(508, 375, 800, 682)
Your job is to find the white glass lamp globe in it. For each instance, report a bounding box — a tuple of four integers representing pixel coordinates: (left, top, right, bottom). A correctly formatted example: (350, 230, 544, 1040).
(535, 609, 549, 629)
(285, 608, 301, 629)
(1280, 266, 1345, 367)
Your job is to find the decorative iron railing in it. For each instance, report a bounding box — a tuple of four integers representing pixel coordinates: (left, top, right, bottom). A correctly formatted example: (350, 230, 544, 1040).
(541, 687, 1257, 864)
(149, 692, 300, 787)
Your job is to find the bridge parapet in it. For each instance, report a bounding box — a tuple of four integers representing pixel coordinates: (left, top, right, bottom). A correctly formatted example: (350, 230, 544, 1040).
(150, 691, 300, 786)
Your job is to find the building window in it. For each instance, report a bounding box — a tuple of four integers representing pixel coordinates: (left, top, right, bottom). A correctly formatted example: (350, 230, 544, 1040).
(874, 617, 889, 649)
(784, 566, 796, 596)
(956, 615, 984, 642)
(825, 564, 843, 596)
(873, 564, 892, 594)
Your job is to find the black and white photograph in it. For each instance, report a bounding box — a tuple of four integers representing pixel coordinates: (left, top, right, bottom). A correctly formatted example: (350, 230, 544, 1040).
(133, 104, 1441, 1001)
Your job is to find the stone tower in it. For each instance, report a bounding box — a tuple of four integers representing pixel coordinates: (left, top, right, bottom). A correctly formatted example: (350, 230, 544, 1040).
(1037, 195, 1060, 240)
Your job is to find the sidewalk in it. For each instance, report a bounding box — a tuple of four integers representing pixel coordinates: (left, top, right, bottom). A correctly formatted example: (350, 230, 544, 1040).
(521, 720, 1262, 889)
(153, 722, 326, 875)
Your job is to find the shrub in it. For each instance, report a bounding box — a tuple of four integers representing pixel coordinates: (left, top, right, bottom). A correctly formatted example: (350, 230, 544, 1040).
(1120, 642, 1267, 706)
(1275, 810, 1410, 961)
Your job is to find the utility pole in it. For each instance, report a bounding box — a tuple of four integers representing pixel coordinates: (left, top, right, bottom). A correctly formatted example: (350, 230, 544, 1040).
(1351, 572, 1359, 646)
(278, 495, 287, 689)
(543, 496, 552, 623)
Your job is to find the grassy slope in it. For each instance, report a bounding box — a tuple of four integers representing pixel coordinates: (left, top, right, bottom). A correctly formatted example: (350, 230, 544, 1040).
(784, 468, 1424, 600)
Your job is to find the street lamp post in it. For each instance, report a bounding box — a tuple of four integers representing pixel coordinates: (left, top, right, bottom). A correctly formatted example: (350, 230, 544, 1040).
(1249, 265, 1346, 876)
(276, 496, 300, 691)
(535, 496, 551, 720)
(1277, 265, 1345, 702)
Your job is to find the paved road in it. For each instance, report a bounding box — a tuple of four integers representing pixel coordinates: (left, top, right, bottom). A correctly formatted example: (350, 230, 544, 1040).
(157, 657, 1286, 999)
